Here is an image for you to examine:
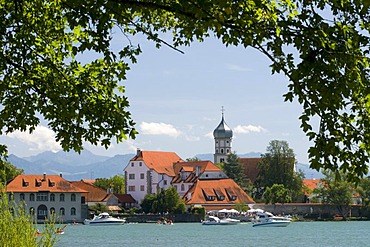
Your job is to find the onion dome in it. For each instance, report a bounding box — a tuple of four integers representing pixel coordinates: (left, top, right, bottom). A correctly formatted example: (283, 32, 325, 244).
(213, 115, 233, 138)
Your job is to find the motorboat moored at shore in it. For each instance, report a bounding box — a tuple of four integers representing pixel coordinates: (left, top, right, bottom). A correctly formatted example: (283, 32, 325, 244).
(84, 212, 126, 225)
(251, 211, 291, 227)
(202, 215, 240, 225)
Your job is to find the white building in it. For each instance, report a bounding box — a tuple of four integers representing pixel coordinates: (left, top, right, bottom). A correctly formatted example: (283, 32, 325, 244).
(123, 149, 184, 204)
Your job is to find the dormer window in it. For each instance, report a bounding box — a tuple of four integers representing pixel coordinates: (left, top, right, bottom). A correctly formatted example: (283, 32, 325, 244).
(35, 179, 41, 187)
(22, 179, 29, 187)
(48, 179, 55, 187)
(225, 189, 237, 201)
(202, 188, 216, 201)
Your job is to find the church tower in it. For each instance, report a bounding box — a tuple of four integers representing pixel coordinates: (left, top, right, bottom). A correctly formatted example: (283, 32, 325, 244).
(213, 107, 233, 164)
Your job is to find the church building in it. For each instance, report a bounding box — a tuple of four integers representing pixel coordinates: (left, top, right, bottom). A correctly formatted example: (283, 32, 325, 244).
(213, 110, 233, 164)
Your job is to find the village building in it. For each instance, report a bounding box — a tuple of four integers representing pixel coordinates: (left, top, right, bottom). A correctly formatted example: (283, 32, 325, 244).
(171, 160, 228, 198)
(70, 180, 119, 207)
(123, 149, 184, 204)
(183, 178, 255, 211)
(6, 174, 87, 223)
(172, 160, 255, 210)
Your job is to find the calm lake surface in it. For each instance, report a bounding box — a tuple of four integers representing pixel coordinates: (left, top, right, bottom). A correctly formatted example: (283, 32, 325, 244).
(55, 221, 369, 247)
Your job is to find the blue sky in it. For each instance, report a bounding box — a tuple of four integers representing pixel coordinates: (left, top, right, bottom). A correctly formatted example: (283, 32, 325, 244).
(0, 33, 312, 164)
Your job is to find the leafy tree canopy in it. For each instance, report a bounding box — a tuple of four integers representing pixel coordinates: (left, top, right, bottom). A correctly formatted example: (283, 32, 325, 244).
(94, 174, 125, 194)
(263, 184, 292, 204)
(2, 1, 370, 180)
(140, 187, 185, 214)
(223, 152, 246, 189)
(0, 161, 23, 184)
(313, 170, 353, 218)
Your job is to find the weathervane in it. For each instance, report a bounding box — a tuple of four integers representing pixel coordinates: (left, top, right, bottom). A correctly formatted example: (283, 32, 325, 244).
(221, 106, 225, 117)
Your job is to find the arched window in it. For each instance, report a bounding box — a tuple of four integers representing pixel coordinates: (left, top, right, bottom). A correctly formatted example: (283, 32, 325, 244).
(29, 207, 35, 215)
(71, 193, 76, 202)
(50, 207, 55, 214)
(60, 207, 65, 215)
(30, 193, 35, 201)
(59, 194, 65, 202)
(71, 207, 76, 216)
(20, 193, 25, 201)
(181, 184, 185, 191)
(37, 205, 48, 220)
(50, 193, 55, 201)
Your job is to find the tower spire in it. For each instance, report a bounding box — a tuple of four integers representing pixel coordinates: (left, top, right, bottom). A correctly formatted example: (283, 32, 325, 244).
(213, 107, 233, 164)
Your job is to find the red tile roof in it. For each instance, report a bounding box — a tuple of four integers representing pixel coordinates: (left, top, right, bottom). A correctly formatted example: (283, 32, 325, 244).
(184, 178, 255, 206)
(130, 150, 184, 176)
(114, 193, 136, 203)
(303, 179, 322, 196)
(239, 158, 262, 183)
(7, 175, 86, 193)
(172, 161, 221, 184)
(303, 179, 321, 191)
(70, 180, 111, 202)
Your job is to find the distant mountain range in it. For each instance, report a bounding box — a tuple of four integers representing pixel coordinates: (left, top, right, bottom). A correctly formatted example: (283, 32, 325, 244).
(7, 150, 323, 181)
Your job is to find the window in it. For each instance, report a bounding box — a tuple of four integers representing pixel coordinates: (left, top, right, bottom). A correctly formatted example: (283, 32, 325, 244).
(38, 208, 47, 217)
(29, 207, 35, 215)
(20, 193, 25, 201)
(174, 185, 177, 190)
(163, 180, 167, 185)
(60, 208, 65, 216)
(50, 193, 55, 201)
(29, 193, 35, 201)
(226, 149, 229, 153)
(221, 149, 224, 154)
(128, 186, 135, 192)
(8, 193, 14, 201)
(71, 193, 76, 202)
(60, 194, 65, 202)
(131, 162, 134, 167)
(181, 184, 185, 191)
(129, 174, 135, 179)
(71, 207, 76, 216)
(139, 162, 142, 166)
(220, 158, 225, 163)
(50, 207, 55, 214)
(140, 185, 145, 191)
(37, 192, 48, 201)
(140, 173, 145, 179)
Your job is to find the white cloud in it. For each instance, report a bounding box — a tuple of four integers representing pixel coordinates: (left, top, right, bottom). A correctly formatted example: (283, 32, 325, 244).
(233, 125, 267, 134)
(205, 132, 214, 139)
(140, 122, 181, 137)
(226, 64, 252, 72)
(7, 125, 61, 152)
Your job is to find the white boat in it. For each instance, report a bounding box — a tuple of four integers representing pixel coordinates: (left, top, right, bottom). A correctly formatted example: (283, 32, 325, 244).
(202, 216, 240, 225)
(84, 212, 126, 225)
(251, 211, 291, 227)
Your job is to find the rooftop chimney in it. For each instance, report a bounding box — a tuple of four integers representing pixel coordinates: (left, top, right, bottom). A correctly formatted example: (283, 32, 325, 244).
(42, 173, 46, 181)
(59, 172, 63, 178)
(136, 148, 141, 156)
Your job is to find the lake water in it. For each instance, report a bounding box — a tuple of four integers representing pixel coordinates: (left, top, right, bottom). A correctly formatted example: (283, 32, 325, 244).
(55, 221, 369, 247)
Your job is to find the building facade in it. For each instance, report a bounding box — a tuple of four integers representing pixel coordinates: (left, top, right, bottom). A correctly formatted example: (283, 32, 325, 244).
(6, 174, 87, 223)
(123, 149, 184, 204)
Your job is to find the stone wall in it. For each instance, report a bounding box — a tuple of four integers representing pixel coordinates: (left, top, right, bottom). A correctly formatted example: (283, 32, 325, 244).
(252, 203, 363, 219)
